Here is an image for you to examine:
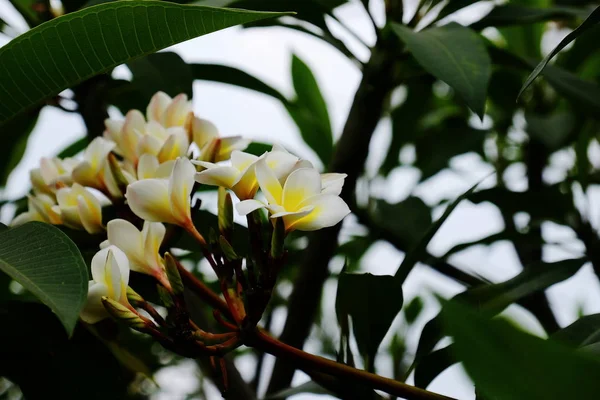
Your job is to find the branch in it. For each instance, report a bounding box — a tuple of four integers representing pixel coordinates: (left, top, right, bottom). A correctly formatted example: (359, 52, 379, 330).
(266, 37, 401, 394)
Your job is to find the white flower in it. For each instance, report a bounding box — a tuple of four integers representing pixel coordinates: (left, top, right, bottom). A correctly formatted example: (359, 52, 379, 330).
(11, 194, 62, 226)
(106, 109, 146, 163)
(126, 157, 196, 228)
(147, 92, 193, 128)
(237, 159, 350, 232)
(137, 121, 189, 163)
(71, 137, 123, 198)
(53, 183, 106, 234)
(194, 147, 298, 200)
(192, 117, 250, 163)
(80, 246, 131, 324)
(101, 219, 169, 288)
(136, 154, 175, 180)
(30, 157, 77, 194)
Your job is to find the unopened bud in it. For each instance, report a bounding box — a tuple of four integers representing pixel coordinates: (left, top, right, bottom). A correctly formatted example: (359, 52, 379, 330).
(218, 187, 233, 237)
(270, 217, 285, 259)
(209, 227, 219, 248)
(157, 285, 174, 308)
(164, 252, 184, 295)
(219, 236, 238, 261)
(126, 286, 145, 306)
(102, 297, 146, 329)
(107, 153, 129, 196)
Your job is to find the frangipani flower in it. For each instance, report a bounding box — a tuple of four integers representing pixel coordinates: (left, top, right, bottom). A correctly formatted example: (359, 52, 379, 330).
(53, 183, 106, 234)
(30, 157, 77, 194)
(237, 159, 350, 232)
(147, 92, 193, 128)
(192, 118, 250, 163)
(136, 154, 175, 180)
(101, 219, 170, 288)
(11, 194, 62, 226)
(126, 157, 195, 228)
(194, 148, 298, 200)
(80, 245, 131, 324)
(104, 110, 146, 163)
(72, 137, 122, 197)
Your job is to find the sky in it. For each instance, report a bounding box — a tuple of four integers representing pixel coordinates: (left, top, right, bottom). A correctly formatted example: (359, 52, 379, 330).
(1, 0, 599, 399)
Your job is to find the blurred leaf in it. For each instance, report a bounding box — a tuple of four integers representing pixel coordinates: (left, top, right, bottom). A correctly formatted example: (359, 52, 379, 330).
(0, 222, 88, 336)
(336, 273, 403, 368)
(468, 185, 574, 223)
(552, 314, 600, 347)
(471, 4, 588, 30)
(518, 5, 600, 99)
(404, 296, 424, 325)
(8, 0, 41, 27)
(0, 302, 142, 400)
(442, 300, 600, 400)
(0, 109, 38, 186)
(336, 235, 374, 273)
(191, 63, 288, 104)
(245, 141, 273, 156)
(371, 197, 431, 249)
(525, 111, 575, 150)
(442, 230, 544, 258)
(56, 137, 88, 158)
(414, 345, 455, 389)
(287, 54, 333, 165)
(392, 23, 491, 118)
(128, 52, 193, 98)
(414, 258, 587, 384)
(559, 23, 600, 72)
(395, 179, 483, 284)
(267, 380, 331, 399)
(0, 1, 289, 125)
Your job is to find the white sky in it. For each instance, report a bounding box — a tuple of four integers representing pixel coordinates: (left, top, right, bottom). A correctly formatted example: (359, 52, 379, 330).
(1, 0, 600, 399)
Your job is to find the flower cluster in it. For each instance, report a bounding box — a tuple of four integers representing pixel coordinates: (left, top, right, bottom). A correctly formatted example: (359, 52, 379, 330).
(12, 91, 350, 324)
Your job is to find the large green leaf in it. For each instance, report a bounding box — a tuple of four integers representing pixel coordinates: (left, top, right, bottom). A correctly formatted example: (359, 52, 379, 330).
(392, 23, 491, 118)
(0, 222, 88, 335)
(552, 314, 600, 347)
(371, 197, 432, 249)
(442, 300, 600, 400)
(287, 54, 333, 165)
(471, 4, 588, 30)
(518, 5, 600, 99)
(0, 109, 39, 186)
(0, 1, 288, 125)
(336, 272, 403, 368)
(128, 51, 194, 98)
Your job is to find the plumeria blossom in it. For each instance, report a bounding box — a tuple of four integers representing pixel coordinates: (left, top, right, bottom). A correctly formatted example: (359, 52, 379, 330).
(192, 117, 250, 163)
(147, 92, 193, 128)
(80, 246, 131, 324)
(194, 147, 298, 200)
(53, 183, 106, 234)
(101, 219, 170, 289)
(136, 154, 175, 180)
(72, 137, 122, 198)
(126, 157, 196, 228)
(237, 159, 350, 232)
(30, 157, 77, 194)
(11, 194, 62, 226)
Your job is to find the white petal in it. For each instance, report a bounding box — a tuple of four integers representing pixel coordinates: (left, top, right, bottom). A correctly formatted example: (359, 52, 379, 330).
(142, 221, 165, 259)
(164, 94, 191, 127)
(80, 282, 109, 324)
(104, 119, 124, 142)
(265, 150, 299, 180)
(236, 199, 266, 216)
(320, 173, 347, 195)
(136, 134, 162, 158)
(168, 158, 195, 224)
(216, 137, 251, 162)
(77, 190, 103, 234)
(158, 129, 189, 162)
(195, 166, 239, 189)
(255, 158, 283, 205)
(282, 168, 321, 211)
(85, 137, 115, 166)
(147, 91, 172, 122)
(107, 219, 144, 267)
(192, 117, 219, 148)
(91, 247, 111, 283)
(126, 178, 176, 224)
(291, 194, 350, 231)
(137, 153, 160, 180)
(230, 151, 259, 172)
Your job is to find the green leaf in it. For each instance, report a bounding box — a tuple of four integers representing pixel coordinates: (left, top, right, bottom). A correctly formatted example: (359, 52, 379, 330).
(442, 300, 600, 400)
(191, 63, 288, 103)
(518, 5, 600, 99)
(56, 137, 88, 158)
(392, 22, 491, 118)
(0, 1, 289, 125)
(414, 345, 456, 389)
(0, 222, 88, 335)
(267, 380, 331, 399)
(128, 51, 194, 98)
(371, 197, 432, 249)
(525, 111, 575, 150)
(471, 4, 588, 30)
(552, 314, 600, 347)
(336, 273, 403, 367)
(394, 178, 484, 284)
(287, 54, 333, 165)
(0, 109, 39, 186)
(434, 0, 478, 22)
(404, 296, 424, 325)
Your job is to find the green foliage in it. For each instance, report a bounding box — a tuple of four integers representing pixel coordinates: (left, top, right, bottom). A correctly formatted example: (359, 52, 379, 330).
(0, 1, 288, 125)
(392, 23, 491, 118)
(442, 300, 600, 399)
(0, 222, 88, 335)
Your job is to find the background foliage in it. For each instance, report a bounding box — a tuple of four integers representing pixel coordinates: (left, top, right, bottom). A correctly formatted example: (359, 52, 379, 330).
(1, 0, 600, 399)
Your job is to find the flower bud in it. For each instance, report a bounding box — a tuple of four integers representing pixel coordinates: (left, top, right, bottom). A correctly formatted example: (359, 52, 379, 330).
(102, 296, 146, 329)
(219, 236, 238, 261)
(270, 217, 285, 259)
(218, 187, 233, 237)
(126, 286, 145, 306)
(164, 252, 184, 295)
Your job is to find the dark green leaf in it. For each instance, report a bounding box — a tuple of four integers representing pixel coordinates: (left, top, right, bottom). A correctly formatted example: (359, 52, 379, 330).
(128, 51, 193, 98)
(552, 314, 600, 347)
(434, 0, 479, 22)
(392, 22, 491, 118)
(442, 230, 544, 258)
(414, 345, 456, 389)
(336, 273, 403, 367)
(0, 222, 88, 335)
(442, 300, 600, 400)
(471, 4, 589, 30)
(525, 111, 575, 150)
(267, 380, 331, 399)
(0, 1, 289, 125)
(518, 5, 600, 99)
(404, 296, 424, 325)
(287, 54, 333, 165)
(56, 137, 88, 158)
(394, 178, 483, 284)
(371, 197, 431, 249)
(0, 109, 38, 186)
(191, 63, 289, 104)
(336, 235, 374, 273)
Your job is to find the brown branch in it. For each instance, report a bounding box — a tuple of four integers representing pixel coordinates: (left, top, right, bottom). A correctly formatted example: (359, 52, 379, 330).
(266, 36, 401, 394)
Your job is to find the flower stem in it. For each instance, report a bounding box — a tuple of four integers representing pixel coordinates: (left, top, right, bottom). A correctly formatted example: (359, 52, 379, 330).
(250, 330, 456, 400)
